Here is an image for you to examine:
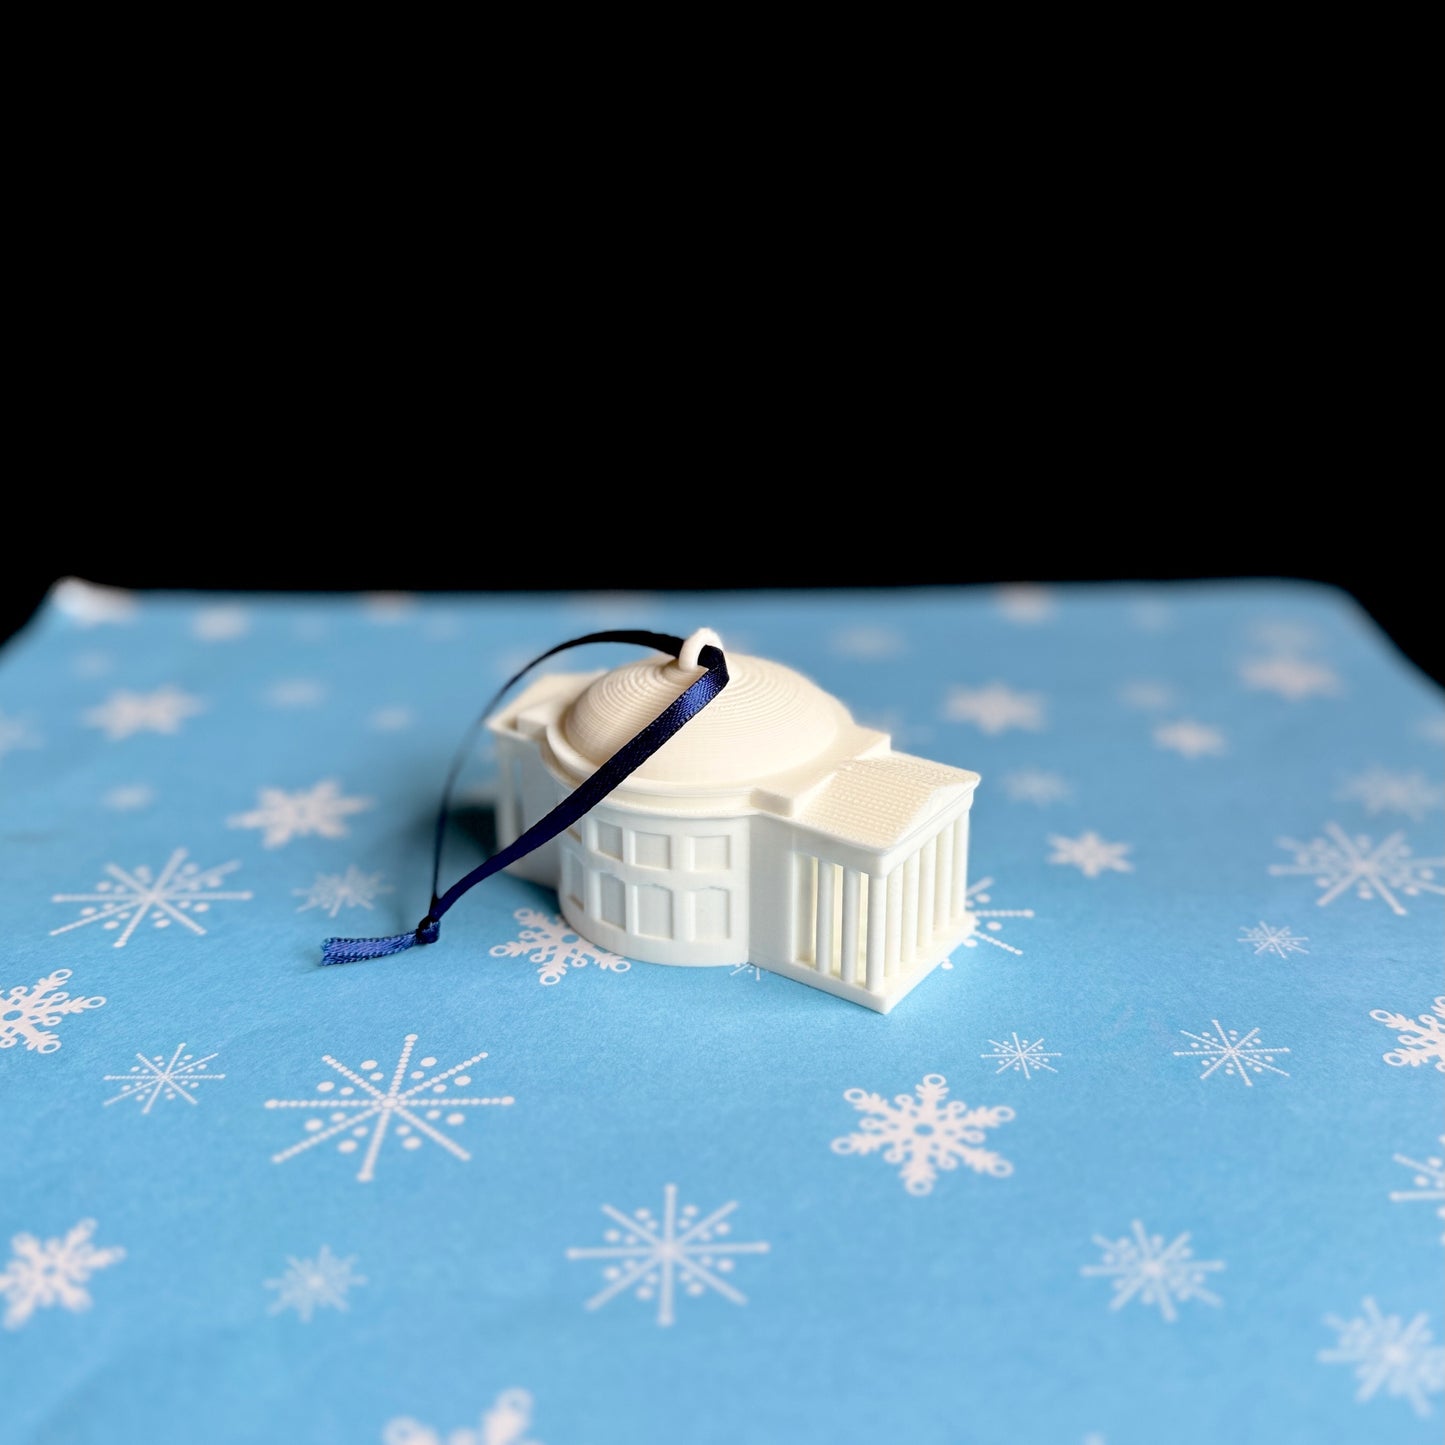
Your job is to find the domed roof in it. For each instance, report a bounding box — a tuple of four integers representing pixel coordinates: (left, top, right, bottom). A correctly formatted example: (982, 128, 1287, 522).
(561, 633, 852, 788)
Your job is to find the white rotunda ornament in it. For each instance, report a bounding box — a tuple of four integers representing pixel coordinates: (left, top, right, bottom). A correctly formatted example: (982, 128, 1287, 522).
(488, 629, 981, 1012)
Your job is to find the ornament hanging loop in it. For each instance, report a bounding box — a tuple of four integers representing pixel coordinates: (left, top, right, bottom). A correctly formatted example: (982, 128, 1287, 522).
(319, 630, 728, 966)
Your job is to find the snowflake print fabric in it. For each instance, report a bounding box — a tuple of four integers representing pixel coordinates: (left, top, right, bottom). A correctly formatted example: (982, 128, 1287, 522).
(2, 579, 1442, 1444)
(1173, 1020, 1291, 1086)
(0, 1219, 124, 1328)
(83, 686, 204, 739)
(1, 968, 105, 1053)
(50, 849, 252, 947)
(1319, 1299, 1445, 1416)
(1081, 1221, 1224, 1321)
(265, 1034, 514, 1183)
(1371, 997, 1445, 1071)
(227, 779, 373, 847)
(831, 1074, 1014, 1194)
(565, 1185, 770, 1326)
(490, 908, 632, 984)
(1270, 823, 1444, 915)
(99, 1042, 224, 1111)
(264, 1245, 366, 1321)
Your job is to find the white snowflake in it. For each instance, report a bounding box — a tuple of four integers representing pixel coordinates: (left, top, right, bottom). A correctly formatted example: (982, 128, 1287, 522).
(264, 678, 327, 708)
(51, 848, 252, 947)
(1390, 1137, 1445, 1244)
(730, 963, 764, 981)
(1237, 921, 1309, 959)
(1153, 720, 1226, 758)
(1319, 1298, 1445, 1417)
(103, 1043, 225, 1112)
(830, 1073, 1014, 1195)
(1174, 1020, 1290, 1086)
(566, 1183, 769, 1327)
(1270, 823, 1444, 915)
(1081, 1220, 1223, 1321)
(1338, 766, 1445, 821)
(362, 592, 418, 623)
(1000, 769, 1073, 805)
(265, 1245, 366, 1321)
(490, 908, 631, 985)
(944, 877, 1035, 960)
(981, 1033, 1059, 1078)
(1371, 997, 1445, 1072)
(83, 686, 205, 739)
(266, 1033, 514, 1183)
(384, 1388, 543, 1445)
(0, 969, 105, 1053)
(561, 591, 664, 628)
(52, 578, 137, 627)
(0, 710, 41, 762)
(101, 783, 155, 811)
(1048, 832, 1133, 878)
(1118, 680, 1175, 711)
(191, 605, 249, 641)
(293, 866, 392, 919)
(0, 1219, 124, 1329)
(227, 780, 373, 848)
(944, 683, 1045, 734)
(1248, 620, 1320, 654)
(995, 584, 1056, 624)
(1240, 655, 1341, 700)
(368, 706, 414, 731)
(829, 624, 907, 658)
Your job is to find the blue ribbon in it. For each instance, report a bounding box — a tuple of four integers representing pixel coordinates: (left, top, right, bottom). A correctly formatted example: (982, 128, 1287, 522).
(320, 631, 729, 965)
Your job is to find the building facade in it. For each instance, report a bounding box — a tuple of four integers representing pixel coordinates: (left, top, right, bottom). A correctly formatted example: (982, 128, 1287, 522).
(487, 632, 980, 1012)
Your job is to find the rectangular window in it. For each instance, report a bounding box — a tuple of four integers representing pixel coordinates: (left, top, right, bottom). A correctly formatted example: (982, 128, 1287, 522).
(694, 887, 729, 940)
(600, 873, 626, 927)
(596, 821, 623, 860)
(636, 884, 674, 939)
(692, 835, 730, 871)
(562, 852, 584, 911)
(633, 831, 671, 870)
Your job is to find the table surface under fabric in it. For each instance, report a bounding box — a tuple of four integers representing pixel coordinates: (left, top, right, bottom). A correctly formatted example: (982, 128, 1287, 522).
(1, 578, 1442, 1445)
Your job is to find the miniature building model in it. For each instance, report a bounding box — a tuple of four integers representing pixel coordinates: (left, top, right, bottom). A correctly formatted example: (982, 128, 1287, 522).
(487, 630, 982, 1012)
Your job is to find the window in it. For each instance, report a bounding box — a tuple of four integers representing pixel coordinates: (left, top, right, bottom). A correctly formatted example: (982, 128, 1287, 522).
(692, 835, 730, 871)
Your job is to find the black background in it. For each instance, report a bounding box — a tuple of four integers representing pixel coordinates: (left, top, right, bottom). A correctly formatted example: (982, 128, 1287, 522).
(3, 320, 1440, 691)
(6, 107, 1438, 686)
(4, 493, 1441, 690)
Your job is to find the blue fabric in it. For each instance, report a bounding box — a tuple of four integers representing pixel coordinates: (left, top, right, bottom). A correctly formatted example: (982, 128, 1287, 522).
(1, 579, 1441, 1445)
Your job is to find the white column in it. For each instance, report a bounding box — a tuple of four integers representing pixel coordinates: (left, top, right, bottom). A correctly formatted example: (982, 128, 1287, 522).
(901, 854, 919, 967)
(816, 862, 836, 977)
(866, 875, 886, 991)
(937, 824, 955, 924)
(918, 838, 936, 951)
(953, 817, 968, 914)
(793, 854, 815, 964)
(840, 868, 860, 986)
(885, 870, 903, 977)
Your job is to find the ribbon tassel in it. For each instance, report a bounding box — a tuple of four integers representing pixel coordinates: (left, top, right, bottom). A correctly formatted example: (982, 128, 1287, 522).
(321, 917, 440, 965)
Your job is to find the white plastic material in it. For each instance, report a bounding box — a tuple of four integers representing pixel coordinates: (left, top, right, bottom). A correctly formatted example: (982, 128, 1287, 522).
(488, 629, 981, 1012)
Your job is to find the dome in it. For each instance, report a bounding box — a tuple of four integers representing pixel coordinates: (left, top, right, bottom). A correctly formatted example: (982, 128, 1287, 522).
(561, 634, 852, 788)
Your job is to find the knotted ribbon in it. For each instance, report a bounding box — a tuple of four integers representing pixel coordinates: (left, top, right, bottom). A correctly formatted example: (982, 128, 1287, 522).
(320, 630, 729, 965)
